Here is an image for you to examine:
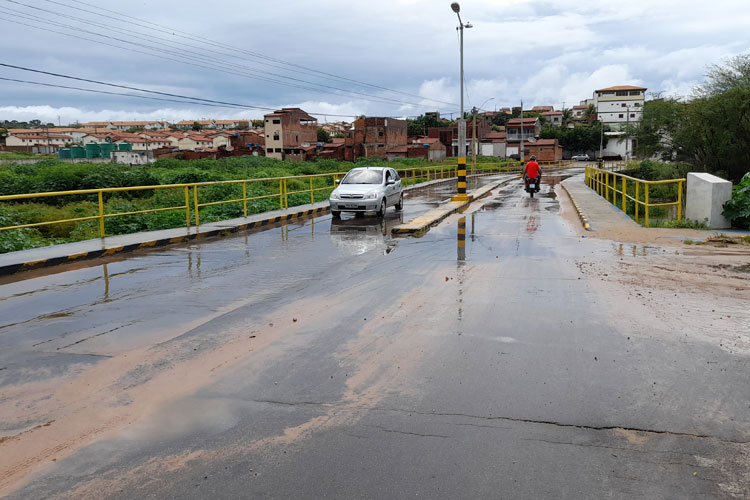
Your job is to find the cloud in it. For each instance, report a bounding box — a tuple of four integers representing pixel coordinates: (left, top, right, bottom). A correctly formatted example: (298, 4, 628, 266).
(0, 0, 749, 122)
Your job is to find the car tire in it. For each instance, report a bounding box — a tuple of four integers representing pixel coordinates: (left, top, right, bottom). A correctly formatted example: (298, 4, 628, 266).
(331, 210, 341, 218)
(377, 199, 386, 216)
(395, 193, 403, 210)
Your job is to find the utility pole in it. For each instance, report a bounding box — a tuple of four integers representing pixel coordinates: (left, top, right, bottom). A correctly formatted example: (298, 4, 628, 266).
(625, 106, 630, 165)
(520, 99, 524, 163)
(471, 107, 477, 175)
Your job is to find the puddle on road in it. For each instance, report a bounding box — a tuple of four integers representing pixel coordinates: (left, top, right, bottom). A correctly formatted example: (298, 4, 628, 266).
(616, 243, 662, 257)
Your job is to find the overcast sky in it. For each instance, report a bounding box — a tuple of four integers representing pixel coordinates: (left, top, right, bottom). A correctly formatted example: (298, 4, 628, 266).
(0, 0, 748, 125)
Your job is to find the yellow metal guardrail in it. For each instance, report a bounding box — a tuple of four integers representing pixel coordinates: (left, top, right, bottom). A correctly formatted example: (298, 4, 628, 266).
(0, 161, 579, 239)
(585, 166, 685, 227)
(0, 164, 529, 238)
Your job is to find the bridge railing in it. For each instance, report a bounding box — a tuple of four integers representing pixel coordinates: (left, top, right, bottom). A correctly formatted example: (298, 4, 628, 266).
(0, 164, 520, 240)
(585, 166, 685, 227)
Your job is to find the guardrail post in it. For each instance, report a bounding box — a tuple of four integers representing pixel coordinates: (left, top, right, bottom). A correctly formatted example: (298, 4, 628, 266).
(98, 190, 105, 238)
(309, 177, 314, 205)
(644, 184, 650, 227)
(605, 172, 610, 202)
(284, 179, 288, 209)
(677, 180, 683, 221)
(184, 186, 191, 227)
(242, 181, 248, 217)
(193, 185, 200, 227)
(279, 179, 284, 209)
(635, 182, 640, 222)
(622, 177, 626, 212)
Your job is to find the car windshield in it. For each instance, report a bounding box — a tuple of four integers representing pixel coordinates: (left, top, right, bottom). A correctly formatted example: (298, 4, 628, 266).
(342, 170, 383, 184)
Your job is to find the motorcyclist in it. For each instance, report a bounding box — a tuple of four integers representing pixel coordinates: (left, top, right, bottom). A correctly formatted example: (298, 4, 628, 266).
(523, 155, 541, 192)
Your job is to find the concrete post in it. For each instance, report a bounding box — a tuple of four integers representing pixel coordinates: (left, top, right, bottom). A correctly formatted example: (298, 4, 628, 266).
(685, 173, 732, 228)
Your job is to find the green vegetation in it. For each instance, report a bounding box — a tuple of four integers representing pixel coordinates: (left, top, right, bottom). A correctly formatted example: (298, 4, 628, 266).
(0, 155, 511, 253)
(644, 218, 707, 229)
(722, 172, 750, 229)
(634, 53, 750, 183)
(540, 123, 608, 153)
(406, 114, 451, 136)
(317, 127, 331, 143)
(0, 152, 57, 160)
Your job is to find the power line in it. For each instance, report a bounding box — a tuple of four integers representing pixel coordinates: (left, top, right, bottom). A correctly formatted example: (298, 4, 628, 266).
(0, 76, 270, 111)
(54, 0, 457, 107)
(0, 3, 444, 110)
(0, 63, 421, 119)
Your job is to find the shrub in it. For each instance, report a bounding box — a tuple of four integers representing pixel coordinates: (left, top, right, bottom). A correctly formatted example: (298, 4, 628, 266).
(723, 173, 750, 229)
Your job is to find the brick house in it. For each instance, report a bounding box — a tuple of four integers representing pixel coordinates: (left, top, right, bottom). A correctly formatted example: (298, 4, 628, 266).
(263, 108, 318, 160)
(352, 117, 407, 159)
(524, 138, 563, 162)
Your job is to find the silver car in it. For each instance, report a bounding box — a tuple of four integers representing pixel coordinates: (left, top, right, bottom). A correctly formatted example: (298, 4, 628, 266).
(329, 167, 404, 217)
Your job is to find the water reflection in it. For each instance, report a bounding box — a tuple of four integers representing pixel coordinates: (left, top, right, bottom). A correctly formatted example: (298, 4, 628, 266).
(457, 216, 466, 261)
(329, 213, 402, 256)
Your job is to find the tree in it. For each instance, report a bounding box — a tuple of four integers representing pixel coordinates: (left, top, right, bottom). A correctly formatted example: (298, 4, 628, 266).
(583, 104, 597, 124)
(406, 114, 448, 136)
(251, 119, 264, 128)
(695, 53, 750, 98)
(560, 108, 573, 128)
(191, 121, 202, 131)
(633, 53, 750, 182)
(540, 123, 608, 154)
(634, 96, 686, 160)
(0, 127, 7, 137)
(317, 127, 331, 143)
(236, 124, 249, 130)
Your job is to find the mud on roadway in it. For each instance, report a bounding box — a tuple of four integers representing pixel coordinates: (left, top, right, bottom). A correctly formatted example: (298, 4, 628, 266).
(0, 171, 748, 499)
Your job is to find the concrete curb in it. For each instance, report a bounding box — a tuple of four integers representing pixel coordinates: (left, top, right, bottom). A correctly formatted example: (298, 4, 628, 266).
(561, 183, 592, 231)
(392, 179, 509, 236)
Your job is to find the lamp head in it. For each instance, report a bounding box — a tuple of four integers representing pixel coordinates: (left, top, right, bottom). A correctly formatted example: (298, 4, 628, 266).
(451, 2, 460, 13)
(464, 22, 473, 28)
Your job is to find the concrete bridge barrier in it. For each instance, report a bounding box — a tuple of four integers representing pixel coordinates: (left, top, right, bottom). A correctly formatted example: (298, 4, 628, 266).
(685, 173, 732, 229)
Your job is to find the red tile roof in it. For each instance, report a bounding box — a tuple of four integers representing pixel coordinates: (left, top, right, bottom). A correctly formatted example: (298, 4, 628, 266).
(528, 139, 560, 146)
(507, 118, 539, 126)
(595, 85, 647, 92)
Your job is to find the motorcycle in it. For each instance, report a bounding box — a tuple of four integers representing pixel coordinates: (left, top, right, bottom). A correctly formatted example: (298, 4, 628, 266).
(524, 176, 541, 198)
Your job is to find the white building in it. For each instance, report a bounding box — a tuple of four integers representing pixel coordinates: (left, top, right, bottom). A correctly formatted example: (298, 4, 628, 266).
(5, 133, 72, 147)
(111, 150, 155, 165)
(594, 85, 646, 129)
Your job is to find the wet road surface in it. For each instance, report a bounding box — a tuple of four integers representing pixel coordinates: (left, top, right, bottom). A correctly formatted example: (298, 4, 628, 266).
(1, 172, 748, 499)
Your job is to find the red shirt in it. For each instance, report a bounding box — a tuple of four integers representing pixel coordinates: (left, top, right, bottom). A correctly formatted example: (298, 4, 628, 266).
(525, 160, 541, 178)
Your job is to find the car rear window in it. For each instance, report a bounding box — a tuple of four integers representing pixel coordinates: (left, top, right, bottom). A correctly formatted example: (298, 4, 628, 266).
(342, 170, 383, 184)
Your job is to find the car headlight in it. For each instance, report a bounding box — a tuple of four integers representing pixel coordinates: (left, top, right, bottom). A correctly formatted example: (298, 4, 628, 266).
(365, 191, 378, 199)
(330, 191, 339, 200)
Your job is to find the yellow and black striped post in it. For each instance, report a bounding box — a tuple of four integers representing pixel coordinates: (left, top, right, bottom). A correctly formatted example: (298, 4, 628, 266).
(451, 157, 469, 202)
(457, 216, 466, 261)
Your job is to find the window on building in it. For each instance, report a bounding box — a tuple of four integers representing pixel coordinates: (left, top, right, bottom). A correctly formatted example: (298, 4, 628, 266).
(633, 102, 640, 107)
(273, 132, 279, 141)
(272, 120, 280, 124)
(630, 114, 635, 118)
(629, 90, 641, 96)
(621, 103, 627, 107)
(378, 144, 384, 148)
(616, 91, 628, 96)
(275, 148, 281, 153)
(265, 119, 269, 123)
(266, 148, 272, 153)
(619, 114, 624, 118)
(378, 131, 384, 137)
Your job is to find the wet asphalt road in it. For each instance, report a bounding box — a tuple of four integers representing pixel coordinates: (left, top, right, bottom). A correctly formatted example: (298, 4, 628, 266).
(2, 172, 749, 499)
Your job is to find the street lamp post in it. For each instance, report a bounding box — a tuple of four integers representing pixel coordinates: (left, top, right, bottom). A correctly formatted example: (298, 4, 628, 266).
(451, 2, 471, 202)
(472, 97, 494, 174)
